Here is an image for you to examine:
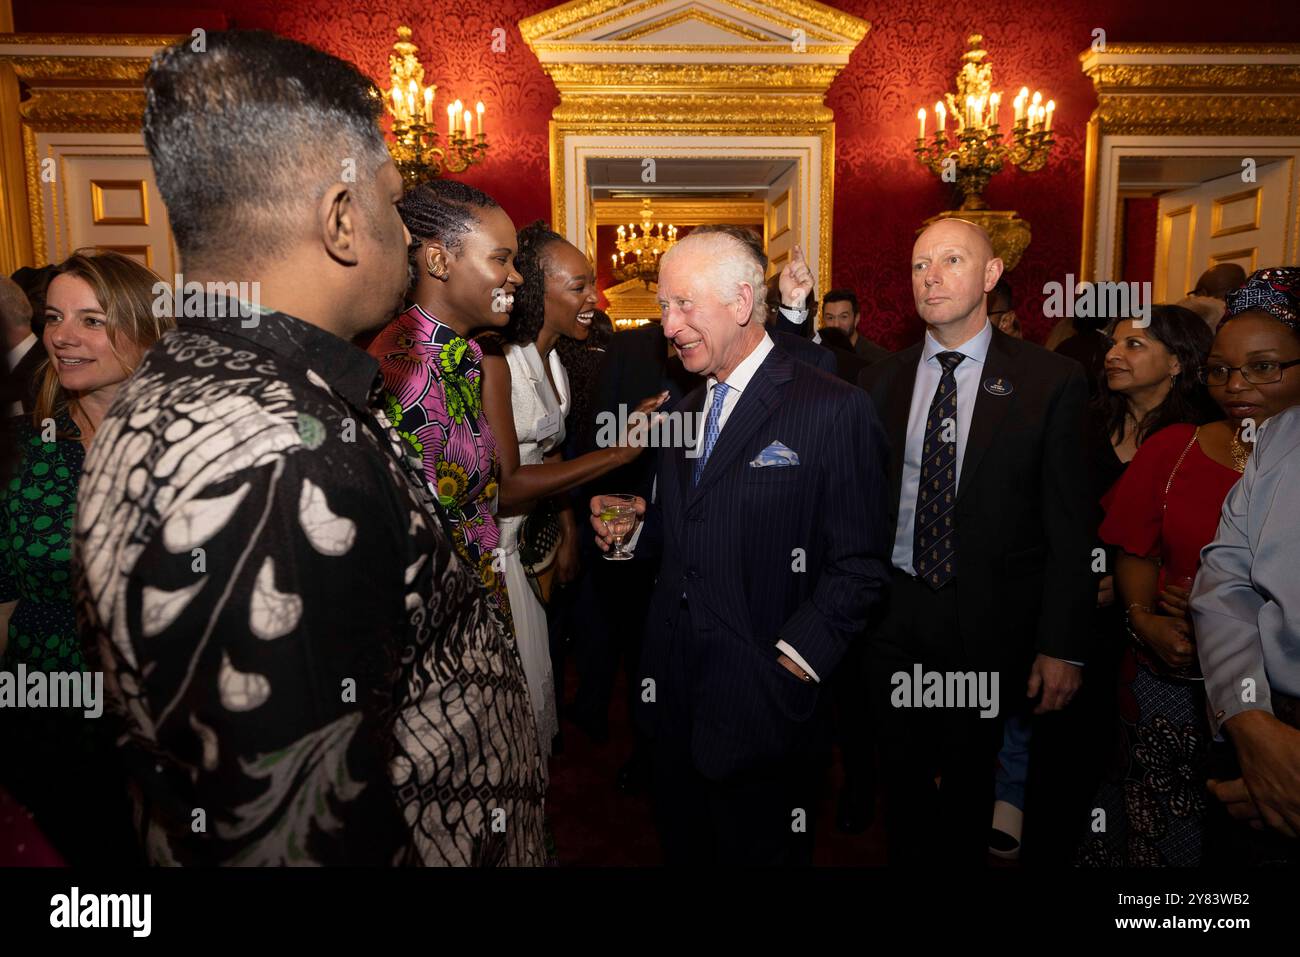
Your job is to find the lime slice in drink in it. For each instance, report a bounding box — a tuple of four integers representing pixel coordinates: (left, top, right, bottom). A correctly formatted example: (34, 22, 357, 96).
(599, 509, 617, 522)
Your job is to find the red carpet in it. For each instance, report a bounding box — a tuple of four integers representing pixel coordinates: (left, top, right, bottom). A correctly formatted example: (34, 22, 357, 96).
(546, 660, 889, 866)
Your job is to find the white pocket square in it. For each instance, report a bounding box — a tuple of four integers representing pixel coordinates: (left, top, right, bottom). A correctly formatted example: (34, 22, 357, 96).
(749, 441, 800, 468)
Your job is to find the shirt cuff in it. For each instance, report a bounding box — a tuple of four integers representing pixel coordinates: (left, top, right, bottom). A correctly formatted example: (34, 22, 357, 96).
(623, 476, 656, 553)
(776, 640, 819, 682)
(1210, 691, 1273, 737)
(778, 304, 808, 325)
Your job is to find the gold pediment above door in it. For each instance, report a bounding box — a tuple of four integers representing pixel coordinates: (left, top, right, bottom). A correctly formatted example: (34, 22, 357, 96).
(521, 0, 870, 309)
(607, 9, 780, 45)
(521, 0, 868, 64)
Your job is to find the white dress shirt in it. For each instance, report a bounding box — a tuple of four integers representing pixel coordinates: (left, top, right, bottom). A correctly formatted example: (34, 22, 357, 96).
(7, 331, 36, 371)
(891, 320, 992, 575)
(688, 333, 818, 681)
(777, 304, 821, 344)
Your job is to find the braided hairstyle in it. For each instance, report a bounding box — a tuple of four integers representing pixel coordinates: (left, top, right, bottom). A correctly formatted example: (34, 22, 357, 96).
(507, 219, 565, 346)
(398, 179, 500, 277)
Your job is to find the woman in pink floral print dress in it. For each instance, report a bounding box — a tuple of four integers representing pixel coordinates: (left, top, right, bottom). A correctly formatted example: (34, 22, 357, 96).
(369, 180, 523, 628)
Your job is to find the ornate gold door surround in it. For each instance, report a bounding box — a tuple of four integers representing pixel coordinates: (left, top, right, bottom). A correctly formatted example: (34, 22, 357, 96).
(1078, 43, 1300, 282)
(0, 33, 180, 275)
(519, 0, 870, 300)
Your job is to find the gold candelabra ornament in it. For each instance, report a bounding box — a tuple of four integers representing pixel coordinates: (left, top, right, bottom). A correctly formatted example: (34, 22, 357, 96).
(385, 26, 488, 186)
(612, 200, 678, 288)
(914, 34, 1055, 210)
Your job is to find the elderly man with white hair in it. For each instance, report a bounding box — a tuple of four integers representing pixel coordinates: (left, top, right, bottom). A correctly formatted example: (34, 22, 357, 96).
(590, 225, 891, 865)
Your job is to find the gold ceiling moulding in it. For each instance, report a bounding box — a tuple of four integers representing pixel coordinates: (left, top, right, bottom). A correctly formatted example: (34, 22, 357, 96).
(539, 62, 848, 90)
(0, 35, 180, 271)
(1077, 42, 1300, 282)
(20, 89, 145, 128)
(554, 99, 834, 125)
(0, 33, 181, 46)
(1088, 64, 1300, 92)
(536, 42, 861, 56)
(1093, 94, 1300, 136)
(7, 55, 153, 84)
(595, 198, 766, 224)
(1084, 42, 1300, 56)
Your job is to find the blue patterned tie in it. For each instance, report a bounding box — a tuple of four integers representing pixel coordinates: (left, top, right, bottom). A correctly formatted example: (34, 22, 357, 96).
(913, 351, 964, 589)
(693, 381, 730, 486)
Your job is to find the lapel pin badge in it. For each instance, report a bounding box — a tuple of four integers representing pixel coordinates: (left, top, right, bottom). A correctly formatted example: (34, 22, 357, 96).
(982, 377, 1013, 397)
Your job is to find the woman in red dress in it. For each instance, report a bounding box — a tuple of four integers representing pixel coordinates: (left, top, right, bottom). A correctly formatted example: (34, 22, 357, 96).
(1079, 274, 1300, 866)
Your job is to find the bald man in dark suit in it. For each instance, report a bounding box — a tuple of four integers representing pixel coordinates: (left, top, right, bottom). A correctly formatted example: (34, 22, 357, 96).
(858, 219, 1093, 866)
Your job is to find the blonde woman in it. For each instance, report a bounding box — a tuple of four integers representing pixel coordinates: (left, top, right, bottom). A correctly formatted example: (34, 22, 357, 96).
(0, 249, 171, 863)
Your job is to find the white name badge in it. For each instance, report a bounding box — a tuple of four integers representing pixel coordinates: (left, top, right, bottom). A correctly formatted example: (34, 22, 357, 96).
(535, 410, 560, 438)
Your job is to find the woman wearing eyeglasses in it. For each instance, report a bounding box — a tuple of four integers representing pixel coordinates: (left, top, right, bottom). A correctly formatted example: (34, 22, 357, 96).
(1078, 272, 1300, 867)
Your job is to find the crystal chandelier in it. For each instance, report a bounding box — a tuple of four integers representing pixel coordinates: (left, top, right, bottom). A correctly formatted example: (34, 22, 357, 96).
(612, 200, 678, 288)
(914, 35, 1056, 210)
(385, 26, 488, 187)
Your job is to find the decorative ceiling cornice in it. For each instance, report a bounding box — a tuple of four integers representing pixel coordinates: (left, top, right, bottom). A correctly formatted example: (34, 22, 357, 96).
(1079, 43, 1300, 135)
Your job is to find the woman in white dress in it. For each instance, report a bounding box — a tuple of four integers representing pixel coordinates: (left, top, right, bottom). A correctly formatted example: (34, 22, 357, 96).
(480, 222, 666, 769)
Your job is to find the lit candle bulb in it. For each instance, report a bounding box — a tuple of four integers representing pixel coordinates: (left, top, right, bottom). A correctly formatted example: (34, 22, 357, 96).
(446, 103, 455, 136)
(453, 100, 463, 135)
(935, 101, 946, 133)
(463, 109, 473, 135)
(406, 90, 415, 121)
(611, 254, 617, 268)
(391, 85, 403, 116)
(917, 107, 926, 140)
(476, 101, 484, 137)
(1031, 91, 1042, 129)
(1045, 99, 1055, 133)
(965, 95, 974, 128)
(423, 87, 433, 125)
(989, 92, 1000, 127)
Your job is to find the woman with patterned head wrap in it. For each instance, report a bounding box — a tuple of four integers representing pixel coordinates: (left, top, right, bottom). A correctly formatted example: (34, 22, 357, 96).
(1079, 267, 1300, 866)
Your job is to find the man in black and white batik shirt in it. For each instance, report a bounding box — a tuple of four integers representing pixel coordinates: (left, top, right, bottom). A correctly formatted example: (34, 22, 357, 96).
(72, 31, 544, 866)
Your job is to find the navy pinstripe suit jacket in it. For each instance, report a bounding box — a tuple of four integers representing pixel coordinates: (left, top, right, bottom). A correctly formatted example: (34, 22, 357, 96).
(637, 343, 890, 779)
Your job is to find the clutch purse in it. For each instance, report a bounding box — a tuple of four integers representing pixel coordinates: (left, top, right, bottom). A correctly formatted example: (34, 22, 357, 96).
(518, 498, 561, 604)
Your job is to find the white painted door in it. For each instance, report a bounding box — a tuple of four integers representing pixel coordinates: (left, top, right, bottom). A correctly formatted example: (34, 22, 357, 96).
(1155, 161, 1292, 301)
(34, 131, 177, 274)
(765, 163, 799, 279)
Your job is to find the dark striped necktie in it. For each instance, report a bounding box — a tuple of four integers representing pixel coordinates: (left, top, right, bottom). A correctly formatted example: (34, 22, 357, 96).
(913, 351, 964, 589)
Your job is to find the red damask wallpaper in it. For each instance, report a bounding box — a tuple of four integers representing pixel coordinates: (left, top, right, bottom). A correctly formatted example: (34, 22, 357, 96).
(15, 0, 1298, 347)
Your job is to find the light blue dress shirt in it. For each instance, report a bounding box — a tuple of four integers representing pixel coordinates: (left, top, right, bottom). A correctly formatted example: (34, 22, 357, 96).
(1192, 405, 1300, 734)
(891, 320, 993, 575)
